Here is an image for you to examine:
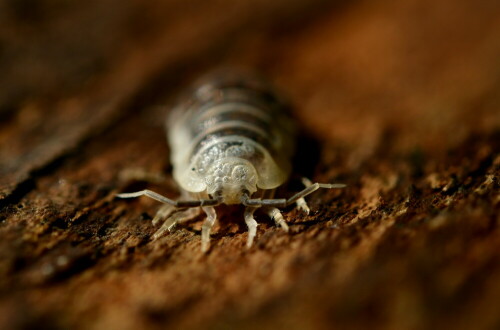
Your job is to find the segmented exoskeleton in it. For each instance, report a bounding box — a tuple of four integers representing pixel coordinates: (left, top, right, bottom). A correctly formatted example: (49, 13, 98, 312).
(118, 70, 345, 252)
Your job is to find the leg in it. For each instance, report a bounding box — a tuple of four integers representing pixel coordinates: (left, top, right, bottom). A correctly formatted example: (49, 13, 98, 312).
(295, 177, 313, 214)
(261, 189, 289, 231)
(116, 189, 219, 207)
(151, 189, 194, 226)
(152, 204, 177, 226)
(285, 182, 346, 206)
(266, 207, 289, 232)
(244, 207, 259, 248)
(201, 206, 217, 253)
(242, 182, 345, 208)
(152, 207, 201, 240)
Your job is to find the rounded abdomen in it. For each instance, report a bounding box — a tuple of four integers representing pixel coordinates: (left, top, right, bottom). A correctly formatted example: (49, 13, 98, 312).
(168, 71, 295, 193)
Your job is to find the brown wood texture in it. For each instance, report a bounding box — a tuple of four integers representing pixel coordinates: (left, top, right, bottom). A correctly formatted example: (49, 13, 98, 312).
(1, 0, 499, 329)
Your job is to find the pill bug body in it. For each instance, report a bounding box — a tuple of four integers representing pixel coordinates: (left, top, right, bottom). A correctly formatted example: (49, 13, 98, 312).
(118, 71, 345, 252)
(168, 73, 295, 204)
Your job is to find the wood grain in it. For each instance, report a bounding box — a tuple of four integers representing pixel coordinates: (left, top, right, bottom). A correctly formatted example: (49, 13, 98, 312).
(0, 0, 498, 329)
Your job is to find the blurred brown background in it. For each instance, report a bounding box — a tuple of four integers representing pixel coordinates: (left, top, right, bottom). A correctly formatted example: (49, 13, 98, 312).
(0, 0, 499, 329)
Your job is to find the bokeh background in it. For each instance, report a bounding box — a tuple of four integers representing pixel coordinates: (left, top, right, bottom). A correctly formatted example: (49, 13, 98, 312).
(0, 0, 499, 329)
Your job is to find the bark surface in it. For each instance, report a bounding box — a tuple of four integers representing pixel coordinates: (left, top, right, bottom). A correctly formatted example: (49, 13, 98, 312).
(0, 0, 499, 329)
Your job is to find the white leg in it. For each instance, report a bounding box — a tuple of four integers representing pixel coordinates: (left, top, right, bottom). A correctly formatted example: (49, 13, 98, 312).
(152, 207, 200, 240)
(266, 207, 289, 232)
(201, 206, 217, 253)
(296, 177, 313, 214)
(152, 204, 177, 226)
(244, 207, 259, 248)
(261, 189, 289, 232)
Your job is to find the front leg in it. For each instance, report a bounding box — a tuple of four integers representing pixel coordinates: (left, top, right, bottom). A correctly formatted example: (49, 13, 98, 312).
(151, 190, 201, 239)
(201, 206, 217, 253)
(244, 206, 259, 248)
(152, 204, 177, 226)
(153, 207, 201, 240)
(295, 177, 312, 214)
(152, 189, 194, 226)
(266, 207, 289, 232)
(262, 189, 289, 231)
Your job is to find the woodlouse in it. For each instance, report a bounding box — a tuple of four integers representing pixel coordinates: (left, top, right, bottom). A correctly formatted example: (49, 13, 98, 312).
(118, 71, 345, 252)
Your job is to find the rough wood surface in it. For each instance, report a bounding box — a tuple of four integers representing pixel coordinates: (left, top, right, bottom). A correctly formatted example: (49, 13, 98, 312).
(0, 0, 499, 329)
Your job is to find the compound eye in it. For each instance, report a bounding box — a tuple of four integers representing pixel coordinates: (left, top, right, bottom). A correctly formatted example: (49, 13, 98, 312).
(231, 165, 248, 182)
